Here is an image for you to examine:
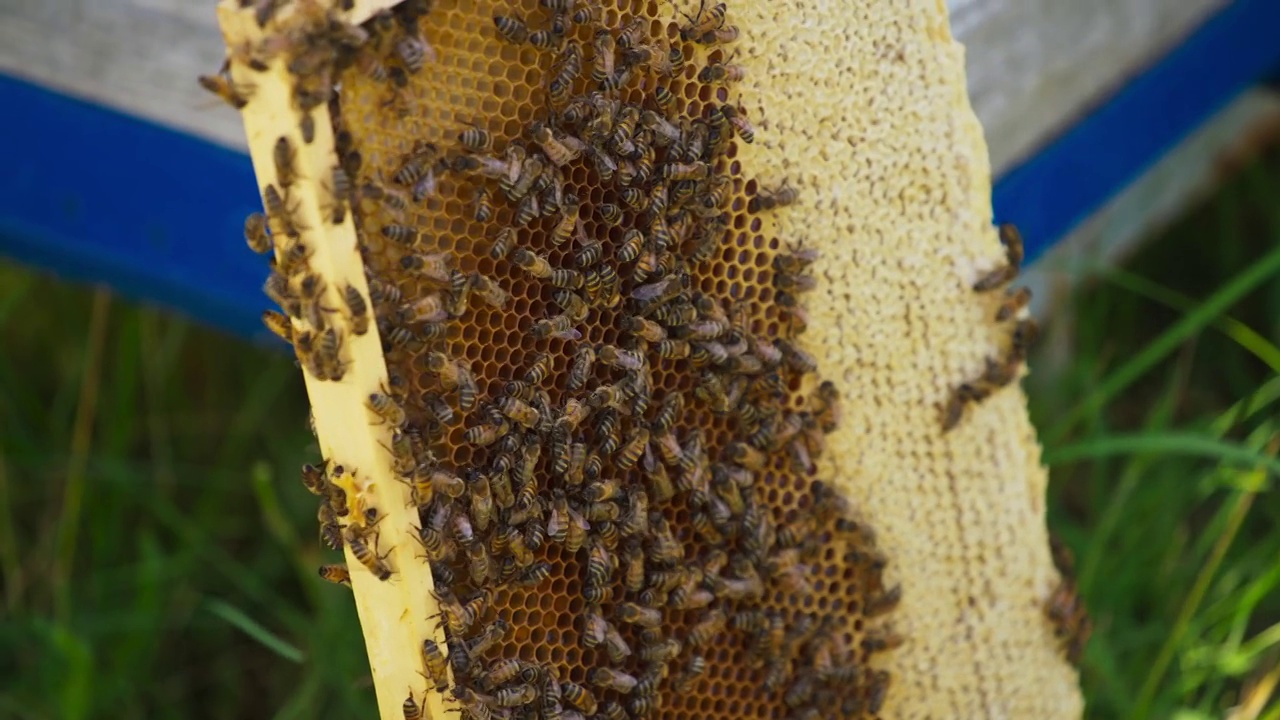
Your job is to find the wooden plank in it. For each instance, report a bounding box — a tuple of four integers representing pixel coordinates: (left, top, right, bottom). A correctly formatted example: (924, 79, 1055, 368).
(0, 0, 1225, 175)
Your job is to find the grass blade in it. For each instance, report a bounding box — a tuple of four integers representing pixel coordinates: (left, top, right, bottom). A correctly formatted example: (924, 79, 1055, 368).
(1046, 433, 1280, 478)
(205, 597, 305, 664)
(53, 288, 111, 623)
(1106, 269, 1280, 374)
(1047, 243, 1280, 444)
(1130, 437, 1277, 719)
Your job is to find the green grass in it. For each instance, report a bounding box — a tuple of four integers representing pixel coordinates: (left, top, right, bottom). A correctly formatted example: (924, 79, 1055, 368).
(2, 149, 1280, 719)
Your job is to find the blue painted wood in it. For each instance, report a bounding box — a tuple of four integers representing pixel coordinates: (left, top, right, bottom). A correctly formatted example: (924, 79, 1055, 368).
(0, 76, 269, 341)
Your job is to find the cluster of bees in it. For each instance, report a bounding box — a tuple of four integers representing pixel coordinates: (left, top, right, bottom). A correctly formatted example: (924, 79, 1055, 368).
(941, 223, 1039, 432)
(207, 0, 905, 718)
(937, 224, 1090, 661)
(1046, 536, 1091, 666)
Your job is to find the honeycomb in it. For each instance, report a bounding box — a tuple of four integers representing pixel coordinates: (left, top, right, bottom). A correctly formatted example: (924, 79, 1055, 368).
(336, 0, 898, 716)
(213, 0, 1084, 717)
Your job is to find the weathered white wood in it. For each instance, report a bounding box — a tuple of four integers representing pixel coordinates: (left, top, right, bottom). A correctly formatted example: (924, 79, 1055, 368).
(951, 0, 1225, 172)
(0, 0, 1225, 175)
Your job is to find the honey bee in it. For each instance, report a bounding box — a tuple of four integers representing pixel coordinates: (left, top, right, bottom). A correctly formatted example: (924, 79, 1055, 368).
(324, 166, 351, 225)
(590, 667, 638, 695)
(700, 23, 740, 44)
(344, 527, 392, 580)
(262, 184, 301, 240)
(533, 124, 584, 166)
(418, 467, 468, 506)
(496, 396, 540, 429)
(602, 624, 635, 664)
(465, 617, 509, 655)
(264, 271, 302, 316)
(652, 338, 690, 360)
(612, 428, 647, 471)
(560, 346, 595, 391)
(312, 327, 348, 381)
(746, 179, 799, 213)
(503, 151, 543, 198)
(464, 420, 509, 447)
(595, 344, 642, 371)
(620, 41, 673, 75)
(514, 560, 551, 588)
(638, 635, 681, 664)
(334, 284, 368, 336)
(549, 44, 582, 105)
(861, 629, 905, 653)
(393, 141, 440, 186)
(940, 382, 978, 433)
(484, 226, 515, 260)
(243, 212, 272, 254)
(476, 658, 529, 690)
(418, 638, 451, 692)
(493, 14, 530, 43)
(659, 160, 710, 183)
(258, 309, 296, 345)
(974, 223, 1025, 292)
(452, 688, 497, 720)
(569, 0, 600, 24)
(426, 352, 478, 408)
(549, 268, 584, 290)
(299, 460, 331, 497)
(1011, 316, 1039, 361)
(582, 264, 617, 305)
(415, 502, 453, 562)
(360, 386, 406, 428)
(606, 232, 641, 267)
(865, 584, 903, 618)
(410, 164, 439, 203)
(528, 27, 563, 49)
(400, 251, 454, 287)
(198, 72, 254, 109)
(638, 456, 673, 504)
(590, 29, 616, 84)
(652, 85, 676, 115)
(403, 693, 423, 720)
(457, 276, 505, 314)
(532, 313, 579, 341)
(454, 124, 494, 154)
(271, 136, 299, 190)
(613, 601, 661, 628)
(395, 33, 433, 74)
(592, 203, 623, 227)
(645, 512, 683, 566)
(511, 248, 554, 279)
(550, 204, 581, 247)
(679, 0, 728, 40)
(436, 586, 490, 636)
(713, 103, 756, 144)
(557, 680, 596, 715)
(317, 563, 351, 587)
(381, 223, 418, 246)
(318, 504, 342, 550)
(465, 535, 494, 584)
(494, 683, 539, 708)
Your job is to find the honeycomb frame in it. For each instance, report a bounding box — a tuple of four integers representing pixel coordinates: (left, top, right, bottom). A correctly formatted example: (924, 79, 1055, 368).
(213, 0, 1084, 718)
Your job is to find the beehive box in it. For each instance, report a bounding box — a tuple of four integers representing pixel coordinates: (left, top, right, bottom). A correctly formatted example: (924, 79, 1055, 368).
(213, 0, 1085, 718)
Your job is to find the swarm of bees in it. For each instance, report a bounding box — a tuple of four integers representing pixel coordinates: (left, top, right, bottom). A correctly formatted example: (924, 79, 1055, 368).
(207, 0, 906, 718)
(941, 223, 1039, 432)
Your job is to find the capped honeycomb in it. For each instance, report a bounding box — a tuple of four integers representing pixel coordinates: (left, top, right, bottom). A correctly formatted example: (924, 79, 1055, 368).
(212, 0, 1084, 718)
